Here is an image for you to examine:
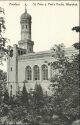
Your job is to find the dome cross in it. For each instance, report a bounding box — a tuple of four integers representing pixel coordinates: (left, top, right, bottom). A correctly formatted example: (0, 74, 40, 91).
(25, 3, 27, 13)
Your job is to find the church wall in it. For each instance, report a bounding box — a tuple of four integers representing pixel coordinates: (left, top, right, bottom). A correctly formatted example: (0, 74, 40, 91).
(17, 56, 54, 94)
(7, 46, 79, 95)
(7, 45, 19, 95)
(7, 57, 17, 95)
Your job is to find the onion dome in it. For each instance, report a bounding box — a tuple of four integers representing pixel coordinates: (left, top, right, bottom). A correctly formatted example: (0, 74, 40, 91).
(20, 8, 31, 21)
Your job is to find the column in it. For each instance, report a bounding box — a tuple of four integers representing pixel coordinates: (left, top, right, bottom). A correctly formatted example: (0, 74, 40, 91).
(48, 65, 51, 80)
(40, 66, 42, 82)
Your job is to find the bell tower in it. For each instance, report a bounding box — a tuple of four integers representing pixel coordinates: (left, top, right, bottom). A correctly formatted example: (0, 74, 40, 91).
(18, 5, 34, 53)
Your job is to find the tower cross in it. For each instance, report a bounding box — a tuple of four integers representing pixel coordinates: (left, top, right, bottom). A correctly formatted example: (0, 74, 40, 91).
(25, 3, 27, 13)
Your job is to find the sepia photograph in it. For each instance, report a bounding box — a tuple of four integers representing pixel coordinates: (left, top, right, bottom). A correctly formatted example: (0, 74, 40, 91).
(0, 0, 79, 125)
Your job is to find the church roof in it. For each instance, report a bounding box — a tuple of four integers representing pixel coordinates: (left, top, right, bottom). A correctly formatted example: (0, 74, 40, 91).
(18, 46, 78, 60)
(18, 50, 55, 60)
(20, 10, 31, 20)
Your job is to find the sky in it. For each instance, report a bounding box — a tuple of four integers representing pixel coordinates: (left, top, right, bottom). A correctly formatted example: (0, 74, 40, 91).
(0, 0, 79, 71)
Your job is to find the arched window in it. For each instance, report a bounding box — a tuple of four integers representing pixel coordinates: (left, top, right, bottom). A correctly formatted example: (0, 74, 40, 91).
(33, 65, 40, 80)
(42, 64, 48, 80)
(25, 66, 32, 80)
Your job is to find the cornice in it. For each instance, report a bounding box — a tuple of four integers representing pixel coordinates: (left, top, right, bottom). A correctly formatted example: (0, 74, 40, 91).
(18, 50, 54, 60)
(17, 47, 79, 60)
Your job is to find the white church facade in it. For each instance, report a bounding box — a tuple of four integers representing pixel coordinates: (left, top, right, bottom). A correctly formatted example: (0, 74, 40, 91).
(7, 8, 78, 95)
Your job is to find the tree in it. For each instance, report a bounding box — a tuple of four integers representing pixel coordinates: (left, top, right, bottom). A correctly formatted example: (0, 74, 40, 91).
(50, 44, 79, 125)
(0, 7, 8, 64)
(0, 69, 7, 103)
(3, 89, 9, 105)
(72, 26, 80, 50)
(34, 84, 43, 108)
(0, 70, 8, 118)
(7, 105, 28, 124)
(72, 26, 80, 32)
(21, 83, 28, 105)
(33, 83, 44, 117)
(73, 43, 80, 49)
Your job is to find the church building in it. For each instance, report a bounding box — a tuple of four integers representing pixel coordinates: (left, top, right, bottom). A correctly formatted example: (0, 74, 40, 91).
(7, 8, 78, 95)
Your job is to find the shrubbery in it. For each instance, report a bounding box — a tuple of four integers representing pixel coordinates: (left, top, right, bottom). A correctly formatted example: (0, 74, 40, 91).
(0, 44, 79, 125)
